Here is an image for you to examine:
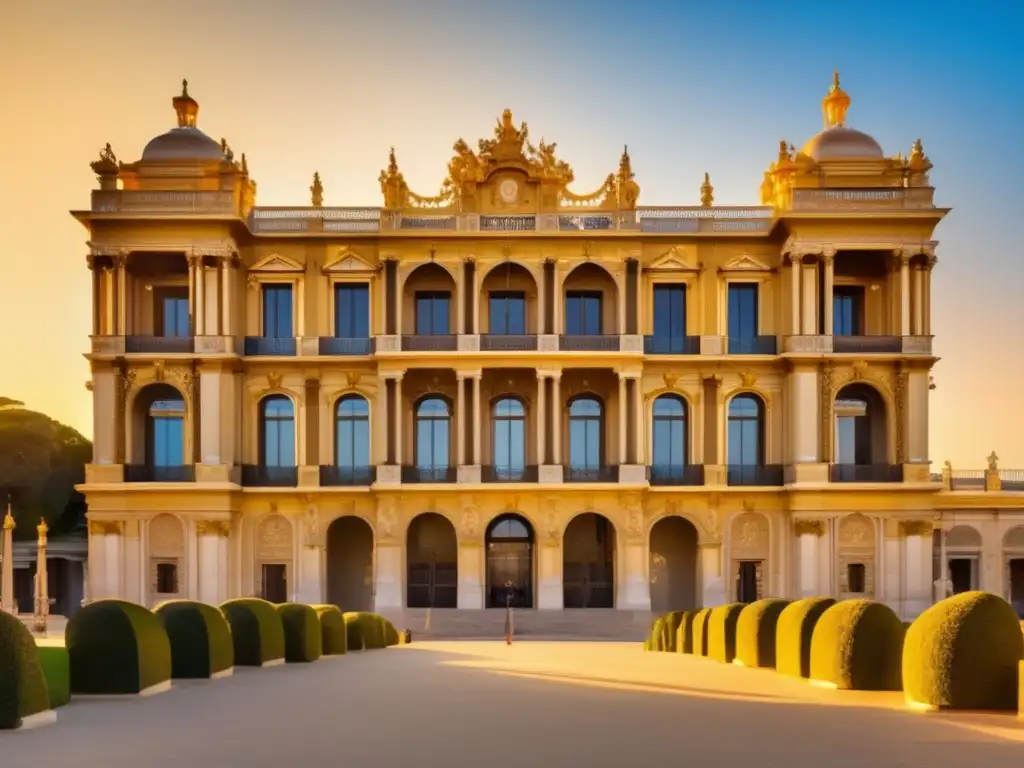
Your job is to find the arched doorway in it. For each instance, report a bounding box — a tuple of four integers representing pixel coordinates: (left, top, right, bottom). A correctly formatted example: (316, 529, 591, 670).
(407, 513, 457, 608)
(649, 516, 699, 612)
(563, 513, 616, 608)
(486, 514, 534, 608)
(326, 516, 374, 612)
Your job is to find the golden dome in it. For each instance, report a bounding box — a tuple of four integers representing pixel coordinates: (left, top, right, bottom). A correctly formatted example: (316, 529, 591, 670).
(141, 80, 224, 162)
(800, 71, 883, 161)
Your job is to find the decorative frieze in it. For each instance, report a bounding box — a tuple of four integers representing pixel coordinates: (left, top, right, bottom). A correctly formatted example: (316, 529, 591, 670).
(794, 519, 826, 537)
(196, 520, 231, 537)
(88, 520, 124, 536)
(898, 520, 934, 538)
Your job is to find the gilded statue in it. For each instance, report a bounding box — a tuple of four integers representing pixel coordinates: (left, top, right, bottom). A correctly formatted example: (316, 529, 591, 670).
(700, 172, 714, 207)
(310, 171, 324, 207)
(100, 143, 116, 164)
(987, 451, 999, 472)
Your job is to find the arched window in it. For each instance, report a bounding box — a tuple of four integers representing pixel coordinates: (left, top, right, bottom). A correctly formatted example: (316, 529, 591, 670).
(148, 396, 185, 468)
(492, 397, 526, 481)
(260, 396, 296, 467)
(727, 394, 764, 467)
(415, 397, 450, 480)
(568, 396, 603, 479)
(651, 395, 688, 480)
(335, 395, 370, 480)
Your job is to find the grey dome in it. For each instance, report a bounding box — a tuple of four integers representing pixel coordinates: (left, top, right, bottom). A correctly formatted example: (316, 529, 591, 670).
(142, 127, 223, 162)
(801, 126, 883, 161)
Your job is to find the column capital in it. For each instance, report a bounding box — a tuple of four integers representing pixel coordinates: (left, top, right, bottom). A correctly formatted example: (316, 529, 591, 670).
(898, 519, 935, 538)
(457, 370, 483, 381)
(537, 370, 562, 380)
(793, 518, 826, 537)
(821, 246, 836, 263)
(195, 520, 230, 537)
(892, 248, 912, 267)
(617, 369, 642, 381)
(381, 371, 405, 382)
(701, 373, 722, 385)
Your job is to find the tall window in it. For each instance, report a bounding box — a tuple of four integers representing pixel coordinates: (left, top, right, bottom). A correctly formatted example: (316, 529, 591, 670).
(565, 292, 602, 335)
(833, 286, 865, 336)
(415, 292, 450, 335)
(652, 285, 687, 351)
(568, 397, 603, 475)
(727, 283, 759, 340)
(260, 396, 295, 467)
(415, 397, 450, 477)
(155, 288, 189, 337)
(652, 395, 688, 475)
(335, 396, 370, 476)
(489, 292, 526, 335)
(334, 284, 369, 338)
(493, 398, 526, 479)
(727, 395, 764, 466)
(262, 284, 294, 339)
(149, 398, 185, 467)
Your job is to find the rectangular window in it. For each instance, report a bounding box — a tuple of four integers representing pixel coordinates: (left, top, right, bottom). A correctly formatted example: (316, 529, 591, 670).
(948, 557, 976, 594)
(150, 413, 184, 467)
(262, 284, 294, 339)
(727, 283, 759, 340)
(653, 285, 687, 350)
(833, 286, 865, 336)
(415, 292, 450, 335)
(847, 563, 866, 593)
(334, 284, 370, 338)
(155, 562, 179, 594)
(261, 563, 287, 604)
(565, 292, 602, 335)
(155, 288, 190, 337)
(489, 292, 526, 335)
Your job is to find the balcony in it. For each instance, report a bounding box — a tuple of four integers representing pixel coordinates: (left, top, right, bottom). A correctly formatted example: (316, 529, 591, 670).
(481, 465, 539, 483)
(244, 337, 297, 356)
(649, 464, 705, 486)
(319, 465, 375, 486)
(726, 464, 785, 486)
(564, 465, 619, 483)
(829, 464, 903, 483)
(789, 187, 935, 211)
(401, 466, 458, 483)
(559, 335, 621, 352)
(400, 335, 458, 352)
(480, 335, 538, 352)
(644, 335, 701, 355)
(91, 189, 238, 214)
(241, 465, 299, 487)
(318, 337, 374, 356)
(125, 335, 194, 354)
(832, 335, 902, 354)
(124, 464, 195, 483)
(727, 336, 778, 355)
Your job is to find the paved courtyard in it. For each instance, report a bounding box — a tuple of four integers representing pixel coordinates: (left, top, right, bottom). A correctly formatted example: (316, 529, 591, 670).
(4, 641, 1024, 766)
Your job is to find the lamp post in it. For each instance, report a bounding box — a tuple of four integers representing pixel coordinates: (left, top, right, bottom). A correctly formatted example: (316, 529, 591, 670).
(504, 579, 515, 645)
(0, 498, 14, 614)
(33, 518, 48, 635)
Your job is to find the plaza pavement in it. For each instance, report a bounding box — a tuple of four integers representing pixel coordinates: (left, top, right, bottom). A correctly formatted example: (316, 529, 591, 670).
(3, 640, 1024, 766)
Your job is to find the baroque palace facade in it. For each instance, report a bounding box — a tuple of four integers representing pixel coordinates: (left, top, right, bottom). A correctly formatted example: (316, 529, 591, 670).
(75, 74, 1024, 622)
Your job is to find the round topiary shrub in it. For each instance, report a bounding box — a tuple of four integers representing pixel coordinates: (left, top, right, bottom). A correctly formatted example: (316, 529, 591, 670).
(36, 646, 70, 708)
(675, 612, 696, 654)
(0, 611, 51, 728)
(692, 608, 712, 657)
(735, 599, 791, 668)
(658, 611, 687, 653)
(381, 616, 400, 647)
(312, 605, 347, 655)
(810, 599, 903, 691)
(276, 603, 323, 663)
(644, 616, 663, 651)
(903, 591, 1024, 711)
(220, 598, 285, 666)
(66, 599, 172, 695)
(707, 603, 745, 664)
(154, 600, 234, 679)
(776, 597, 836, 678)
(343, 612, 386, 650)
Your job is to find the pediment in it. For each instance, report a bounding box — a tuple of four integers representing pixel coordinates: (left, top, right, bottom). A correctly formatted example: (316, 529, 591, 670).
(323, 248, 375, 273)
(251, 251, 304, 272)
(649, 246, 699, 272)
(722, 253, 771, 272)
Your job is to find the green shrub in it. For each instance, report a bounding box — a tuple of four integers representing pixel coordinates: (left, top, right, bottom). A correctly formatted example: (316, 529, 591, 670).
(343, 612, 386, 650)
(707, 603, 745, 664)
(0, 612, 50, 728)
(66, 599, 171, 695)
(312, 605, 347, 655)
(154, 600, 234, 679)
(657, 612, 686, 653)
(381, 616, 400, 647)
(735, 599, 791, 668)
(220, 598, 285, 666)
(675, 612, 696, 654)
(810, 599, 903, 691)
(775, 597, 836, 678)
(692, 609, 712, 657)
(644, 616, 663, 651)
(36, 646, 70, 708)
(276, 603, 322, 663)
(902, 591, 1024, 711)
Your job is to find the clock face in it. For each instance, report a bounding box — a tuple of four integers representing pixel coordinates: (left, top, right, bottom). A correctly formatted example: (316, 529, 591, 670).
(498, 179, 519, 204)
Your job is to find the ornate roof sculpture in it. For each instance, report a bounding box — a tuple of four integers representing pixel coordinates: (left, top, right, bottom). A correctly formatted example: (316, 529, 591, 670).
(380, 109, 639, 214)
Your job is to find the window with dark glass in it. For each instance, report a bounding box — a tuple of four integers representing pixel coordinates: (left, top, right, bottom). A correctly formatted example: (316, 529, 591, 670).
(833, 286, 865, 336)
(847, 563, 866, 593)
(335, 396, 370, 474)
(727, 283, 759, 340)
(156, 562, 179, 594)
(565, 292, 602, 335)
(415, 292, 451, 335)
(260, 396, 295, 467)
(415, 397, 450, 472)
(652, 395, 688, 473)
(569, 397, 603, 472)
(334, 284, 370, 338)
(489, 292, 526, 335)
(148, 398, 185, 467)
(155, 288, 190, 337)
(834, 397, 870, 464)
(262, 284, 294, 338)
(728, 395, 764, 466)
(653, 285, 687, 350)
(493, 398, 526, 478)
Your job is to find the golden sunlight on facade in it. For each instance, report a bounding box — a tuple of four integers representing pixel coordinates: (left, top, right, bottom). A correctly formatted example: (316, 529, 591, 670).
(74, 74, 1024, 627)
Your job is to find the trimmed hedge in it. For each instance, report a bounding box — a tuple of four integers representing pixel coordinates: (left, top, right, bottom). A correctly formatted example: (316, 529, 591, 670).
(707, 603, 745, 664)
(36, 646, 70, 708)
(277, 603, 323, 663)
(810, 599, 903, 691)
(220, 598, 285, 666)
(154, 600, 234, 679)
(735, 599, 791, 668)
(382, 617, 400, 647)
(66, 599, 172, 695)
(0, 612, 50, 728)
(903, 591, 1024, 711)
(645, 613, 687, 652)
(776, 597, 836, 678)
(312, 605, 347, 655)
(675, 612, 696, 654)
(692, 609, 712, 656)
(343, 612, 388, 650)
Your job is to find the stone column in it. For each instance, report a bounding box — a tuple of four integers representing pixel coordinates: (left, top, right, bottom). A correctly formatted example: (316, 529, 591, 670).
(196, 520, 230, 605)
(393, 374, 404, 466)
(552, 260, 562, 334)
(618, 374, 628, 464)
(472, 373, 483, 464)
(551, 373, 562, 464)
(633, 377, 645, 465)
(472, 259, 481, 334)
(1, 505, 14, 613)
(795, 519, 825, 597)
(33, 519, 48, 633)
(536, 264, 546, 334)
(788, 366, 820, 465)
(790, 252, 802, 335)
(700, 543, 726, 608)
(897, 249, 910, 335)
(220, 258, 232, 336)
(456, 373, 467, 466)
(822, 249, 835, 335)
(91, 263, 101, 335)
(456, 260, 466, 335)
(116, 254, 128, 335)
(924, 255, 936, 335)
(188, 255, 197, 333)
(907, 369, 930, 465)
(195, 256, 206, 335)
(535, 373, 547, 465)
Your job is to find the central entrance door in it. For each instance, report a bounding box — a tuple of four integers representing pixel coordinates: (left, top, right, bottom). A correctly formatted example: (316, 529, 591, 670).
(407, 512, 458, 608)
(486, 514, 534, 608)
(563, 513, 616, 608)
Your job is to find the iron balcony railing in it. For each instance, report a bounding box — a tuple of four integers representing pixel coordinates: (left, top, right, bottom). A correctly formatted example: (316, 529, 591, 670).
(319, 465, 375, 486)
(648, 464, 705, 486)
(124, 464, 195, 482)
(832, 335, 902, 354)
(950, 470, 984, 490)
(726, 464, 785, 486)
(240, 465, 299, 487)
(318, 337, 374, 356)
(1001, 470, 1024, 491)
(559, 334, 620, 352)
(480, 334, 538, 351)
(125, 335, 194, 354)
(727, 336, 778, 355)
(829, 464, 903, 483)
(563, 465, 619, 483)
(400, 335, 458, 352)
(401, 466, 458, 483)
(644, 335, 701, 355)
(481, 465, 539, 483)
(243, 337, 297, 356)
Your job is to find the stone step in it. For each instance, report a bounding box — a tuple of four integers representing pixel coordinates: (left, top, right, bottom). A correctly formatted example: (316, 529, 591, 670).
(378, 608, 655, 640)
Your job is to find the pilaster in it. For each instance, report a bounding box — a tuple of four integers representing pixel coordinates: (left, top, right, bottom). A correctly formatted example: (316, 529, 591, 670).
(196, 520, 231, 605)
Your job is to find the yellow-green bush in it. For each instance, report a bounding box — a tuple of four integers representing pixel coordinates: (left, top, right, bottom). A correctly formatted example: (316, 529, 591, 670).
(810, 599, 903, 691)
(902, 591, 1023, 711)
(775, 597, 836, 678)
(312, 605, 347, 655)
(675, 612, 696, 654)
(645, 612, 687, 652)
(220, 598, 285, 666)
(382, 617, 400, 647)
(735, 599, 791, 668)
(692, 608, 712, 657)
(343, 612, 386, 650)
(154, 600, 234, 679)
(643, 617, 660, 651)
(0, 612, 51, 728)
(707, 603, 745, 664)
(36, 646, 70, 708)
(276, 603, 323, 663)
